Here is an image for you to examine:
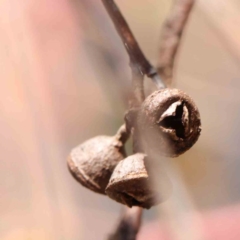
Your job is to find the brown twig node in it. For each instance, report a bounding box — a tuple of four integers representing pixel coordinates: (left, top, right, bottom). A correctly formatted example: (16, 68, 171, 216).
(158, 0, 195, 86)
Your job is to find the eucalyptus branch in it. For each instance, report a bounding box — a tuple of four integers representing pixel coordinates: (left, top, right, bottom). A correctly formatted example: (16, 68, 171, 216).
(101, 1, 196, 239)
(158, 0, 195, 86)
(69, 2, 200, 240)
(101, 0, 165, 91)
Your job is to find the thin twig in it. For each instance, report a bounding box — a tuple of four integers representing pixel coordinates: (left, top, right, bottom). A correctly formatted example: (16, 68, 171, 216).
(130, 63, 145, 107)
(101, 1, 148, 239)
(108, 207, 143, 240)
(158, 0, 195, 86)
(102, 0, 165, 90)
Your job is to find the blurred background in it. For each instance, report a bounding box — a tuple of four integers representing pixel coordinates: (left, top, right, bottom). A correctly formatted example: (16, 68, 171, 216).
(1, 0, 240, 239)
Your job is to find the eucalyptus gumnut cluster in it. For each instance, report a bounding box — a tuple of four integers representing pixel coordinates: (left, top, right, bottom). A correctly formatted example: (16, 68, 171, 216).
(67, 88, 201, 209)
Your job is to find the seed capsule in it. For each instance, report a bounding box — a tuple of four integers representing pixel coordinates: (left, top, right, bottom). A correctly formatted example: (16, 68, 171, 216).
(137, 88, 201, 157)
(106, 153, 171, 209)
(67, 125, 128, 194)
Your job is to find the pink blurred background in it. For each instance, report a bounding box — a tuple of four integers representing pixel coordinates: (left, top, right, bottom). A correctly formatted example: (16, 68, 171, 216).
(1, 0, 240, 239)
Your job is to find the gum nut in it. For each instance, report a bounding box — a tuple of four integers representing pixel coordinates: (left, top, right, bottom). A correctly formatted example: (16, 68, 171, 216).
(137, 88, 201, 157)
(67, 135, 126, 194)
(106, 153, 171, 209)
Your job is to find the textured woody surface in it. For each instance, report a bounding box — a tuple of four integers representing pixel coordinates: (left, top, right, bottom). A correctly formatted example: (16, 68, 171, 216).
(68, 129, 127, 194)
(106, 153, 171, 209)
(138, 88, 201, 157)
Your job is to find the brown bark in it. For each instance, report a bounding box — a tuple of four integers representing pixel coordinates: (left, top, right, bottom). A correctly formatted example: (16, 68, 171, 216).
(158, 0, 195, 86)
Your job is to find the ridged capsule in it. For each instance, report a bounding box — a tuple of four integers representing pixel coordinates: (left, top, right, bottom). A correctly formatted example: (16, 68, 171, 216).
(67, 125, 128, 194)
(106, 153, 171, 209)
(137, 88, 201, 157)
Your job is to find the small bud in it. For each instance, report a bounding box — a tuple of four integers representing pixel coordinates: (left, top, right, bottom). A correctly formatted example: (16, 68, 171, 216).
(67, 125, 128, 194)
(106, 153, 170, 209)
(137, 88, 201, 157)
